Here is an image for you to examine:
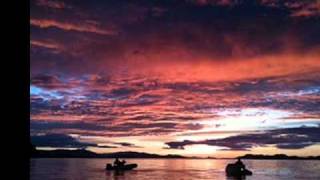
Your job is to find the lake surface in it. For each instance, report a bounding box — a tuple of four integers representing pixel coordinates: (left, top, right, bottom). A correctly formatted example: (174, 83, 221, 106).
(30, 158, 320, 180)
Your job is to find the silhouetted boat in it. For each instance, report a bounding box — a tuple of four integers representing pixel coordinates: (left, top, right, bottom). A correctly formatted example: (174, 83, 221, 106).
(105, 163, 138, 171)
(226, 163, 252, 177)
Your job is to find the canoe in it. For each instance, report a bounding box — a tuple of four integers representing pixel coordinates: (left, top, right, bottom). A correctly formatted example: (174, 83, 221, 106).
(105, 163, 138, 171)
(225, 163, 252, 176)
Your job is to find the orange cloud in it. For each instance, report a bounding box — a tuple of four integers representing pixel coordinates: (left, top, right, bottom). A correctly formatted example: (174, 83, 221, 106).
(286, 1, 320, 17)
(106, 51, 320, 83)
(30, 18, 117, 35)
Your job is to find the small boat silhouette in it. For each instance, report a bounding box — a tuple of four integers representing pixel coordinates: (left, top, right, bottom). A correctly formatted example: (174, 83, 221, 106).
(226, 158, 252, 177)
(105, 163, 138, 171)
(226, 163, 252, 177)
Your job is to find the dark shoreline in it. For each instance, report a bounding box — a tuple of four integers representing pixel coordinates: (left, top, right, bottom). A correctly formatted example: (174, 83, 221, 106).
(238, 154, 320, 160)
(31, 149, 198, 159)
(30, 157, 320, 160)
(30, 148, 320, 160)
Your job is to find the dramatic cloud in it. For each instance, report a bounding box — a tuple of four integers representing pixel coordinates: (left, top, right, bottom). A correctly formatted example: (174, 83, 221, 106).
(165, 126, 320, 150)
(31, 133, 99, 148)
(30, 121, 106, 132)
(30, 0, 320, 76)
(113, 142, 142, 148)
(30, 0, 320, 157)
(30, 72, 320, 137)
(31, 133, 145, 149)
(30, 18, 116, 35)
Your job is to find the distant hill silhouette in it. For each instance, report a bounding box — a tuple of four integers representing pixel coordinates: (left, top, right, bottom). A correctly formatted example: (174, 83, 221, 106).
(30, 145, 319, 160)
(238, 154, 320, 160)
(31, 148, 190, 159)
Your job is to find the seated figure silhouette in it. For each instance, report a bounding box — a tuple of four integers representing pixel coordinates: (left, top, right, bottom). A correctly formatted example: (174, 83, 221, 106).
(120, 160, 126, 166)
(106, 158, 138, 171)
(114, 158, 121, 167)
(226, 158, 252, 176)
(235, 158, 245, 170)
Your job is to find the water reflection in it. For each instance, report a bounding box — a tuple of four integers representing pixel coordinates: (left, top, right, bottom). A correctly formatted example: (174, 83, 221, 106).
(226, 176, 247, 180)
(30, 159, 320, 180)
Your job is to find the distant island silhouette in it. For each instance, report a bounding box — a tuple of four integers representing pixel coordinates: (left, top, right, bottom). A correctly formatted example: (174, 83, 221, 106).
(30, 144, 319, 160)
(30, 145, 204, 159)
(31, 149, 190, 158)
(238, 154, 320, 160)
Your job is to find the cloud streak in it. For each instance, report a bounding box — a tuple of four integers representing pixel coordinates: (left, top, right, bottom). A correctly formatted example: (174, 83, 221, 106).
(165, 126, 320, 150)
(30, 18, 116, 35)
(31, 133, 99, 148)
(36, 0, 69, 9)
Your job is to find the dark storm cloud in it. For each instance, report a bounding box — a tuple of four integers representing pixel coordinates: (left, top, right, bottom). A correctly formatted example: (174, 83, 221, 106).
(31, 74, 69, 89)
(249, 98, 320, 114)
(165, 126, 320, 150)
(113, 142, 142, 148)
(159, 74, 320, 113)
(30, 121, 106, 131)
(31, 132, 141, 148)
(31, 133, 98, 148)
(110, 87, 137, 97)
(30, 97, 64, 114)
(30, 71, 320, 138)
(118, 122, 177, 129)
(30, 0, 320, 75)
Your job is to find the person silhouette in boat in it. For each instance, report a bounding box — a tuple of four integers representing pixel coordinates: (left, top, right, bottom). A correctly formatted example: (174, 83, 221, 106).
(121, 160, 126, 166)
(114, 158, 127, 168)
(114, 158, 121, 167)
(235, 158, 245, 170)
(226, 158, 252, 176)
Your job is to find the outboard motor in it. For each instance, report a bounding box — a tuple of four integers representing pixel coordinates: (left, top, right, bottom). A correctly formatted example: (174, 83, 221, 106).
(106, 163, 113, 170)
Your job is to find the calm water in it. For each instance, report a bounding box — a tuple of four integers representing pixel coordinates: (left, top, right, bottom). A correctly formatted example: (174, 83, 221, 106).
(30, 158, 320, 180)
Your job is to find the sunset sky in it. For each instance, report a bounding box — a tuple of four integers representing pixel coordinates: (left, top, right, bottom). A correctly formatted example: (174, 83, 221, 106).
(30, 0, 320, 158)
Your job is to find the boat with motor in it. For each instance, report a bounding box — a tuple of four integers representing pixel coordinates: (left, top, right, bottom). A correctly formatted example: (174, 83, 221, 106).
(105, 163, 138, 171)
(225, 163, 252, 177)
